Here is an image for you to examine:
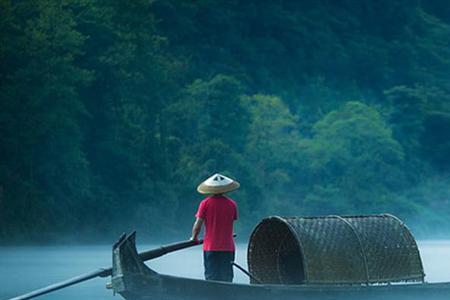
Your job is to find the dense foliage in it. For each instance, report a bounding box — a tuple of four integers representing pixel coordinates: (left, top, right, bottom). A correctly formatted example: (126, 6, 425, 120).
(1, 0, 450, 242)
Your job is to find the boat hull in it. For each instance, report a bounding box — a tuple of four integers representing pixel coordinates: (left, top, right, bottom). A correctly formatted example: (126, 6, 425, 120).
(111, 234, 450, 300)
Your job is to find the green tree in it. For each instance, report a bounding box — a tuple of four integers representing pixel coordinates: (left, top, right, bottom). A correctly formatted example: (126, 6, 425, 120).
(165, 74, 249, 175)
(242, 94, 302, 210)
(163, 74, 253, 228)
(74, 0, 183, 236)
(385, 86, 427, 155)
(300, 102, 407, 214)
(421, 111, 450, 171)
(0, 0, 92, 240)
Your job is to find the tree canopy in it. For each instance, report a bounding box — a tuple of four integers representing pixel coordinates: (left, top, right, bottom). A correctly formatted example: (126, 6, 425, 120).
(1, 0, 450, 242)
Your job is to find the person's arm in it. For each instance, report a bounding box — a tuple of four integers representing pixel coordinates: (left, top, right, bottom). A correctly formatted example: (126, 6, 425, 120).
(190, 217, 204, 241)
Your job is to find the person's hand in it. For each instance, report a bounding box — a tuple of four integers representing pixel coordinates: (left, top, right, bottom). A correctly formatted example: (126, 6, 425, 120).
(189, 236, 198, 241)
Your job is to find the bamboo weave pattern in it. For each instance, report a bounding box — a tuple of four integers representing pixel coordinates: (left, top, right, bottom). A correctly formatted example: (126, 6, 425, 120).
(247, 214, 424, 285)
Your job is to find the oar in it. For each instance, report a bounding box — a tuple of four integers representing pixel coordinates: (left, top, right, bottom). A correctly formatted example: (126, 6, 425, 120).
(7, 237, 203, 300)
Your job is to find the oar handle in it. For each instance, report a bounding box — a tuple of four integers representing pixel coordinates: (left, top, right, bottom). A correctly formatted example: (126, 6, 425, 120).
(138, 234, 235, 261)
(139, 239, 203, 261)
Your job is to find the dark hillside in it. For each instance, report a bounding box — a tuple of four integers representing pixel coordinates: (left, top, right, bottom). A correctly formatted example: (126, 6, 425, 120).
(1, 0, 450, 242)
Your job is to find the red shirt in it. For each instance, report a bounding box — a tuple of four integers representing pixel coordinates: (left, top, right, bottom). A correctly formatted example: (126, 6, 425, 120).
(195, 195, 238, 251)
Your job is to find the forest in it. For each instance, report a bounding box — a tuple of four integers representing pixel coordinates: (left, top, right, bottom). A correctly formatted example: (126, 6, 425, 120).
(1, 0, 450, 243)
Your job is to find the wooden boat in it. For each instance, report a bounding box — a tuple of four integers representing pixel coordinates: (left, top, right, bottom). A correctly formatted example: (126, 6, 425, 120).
(111, 215, 450, 300)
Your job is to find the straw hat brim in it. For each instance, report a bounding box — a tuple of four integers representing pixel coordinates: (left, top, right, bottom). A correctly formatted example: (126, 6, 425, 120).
(197, 181, 240, 195)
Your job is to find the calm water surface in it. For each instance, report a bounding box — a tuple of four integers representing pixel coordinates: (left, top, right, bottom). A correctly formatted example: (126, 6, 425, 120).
(1, 241, 449, 300)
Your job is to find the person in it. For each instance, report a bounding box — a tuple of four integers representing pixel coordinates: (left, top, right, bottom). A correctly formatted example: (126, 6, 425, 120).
(190, 173, 239, 282)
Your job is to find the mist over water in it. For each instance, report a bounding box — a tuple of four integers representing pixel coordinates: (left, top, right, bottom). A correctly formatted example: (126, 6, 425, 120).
(417, 241, 450, 283)
(1, 242, 449, 300)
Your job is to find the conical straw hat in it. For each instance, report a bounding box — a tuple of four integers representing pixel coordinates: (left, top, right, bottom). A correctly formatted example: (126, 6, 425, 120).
(197, 173, 240, 195)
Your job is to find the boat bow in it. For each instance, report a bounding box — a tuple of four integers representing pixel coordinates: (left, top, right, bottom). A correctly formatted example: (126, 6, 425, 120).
(112, 232, 159, 297)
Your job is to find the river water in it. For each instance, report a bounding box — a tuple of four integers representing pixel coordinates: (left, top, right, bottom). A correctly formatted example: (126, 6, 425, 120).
(1, 241, 449, 300)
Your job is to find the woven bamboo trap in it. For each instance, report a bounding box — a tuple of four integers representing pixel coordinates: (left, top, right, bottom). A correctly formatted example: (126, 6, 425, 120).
(247, 214, 425, 285)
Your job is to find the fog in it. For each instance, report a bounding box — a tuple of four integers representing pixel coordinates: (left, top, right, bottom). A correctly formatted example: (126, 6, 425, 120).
(1, 241, 450, 300)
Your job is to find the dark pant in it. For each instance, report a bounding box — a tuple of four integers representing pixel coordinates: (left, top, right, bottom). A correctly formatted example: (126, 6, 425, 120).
(203, 251, 235, 282)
